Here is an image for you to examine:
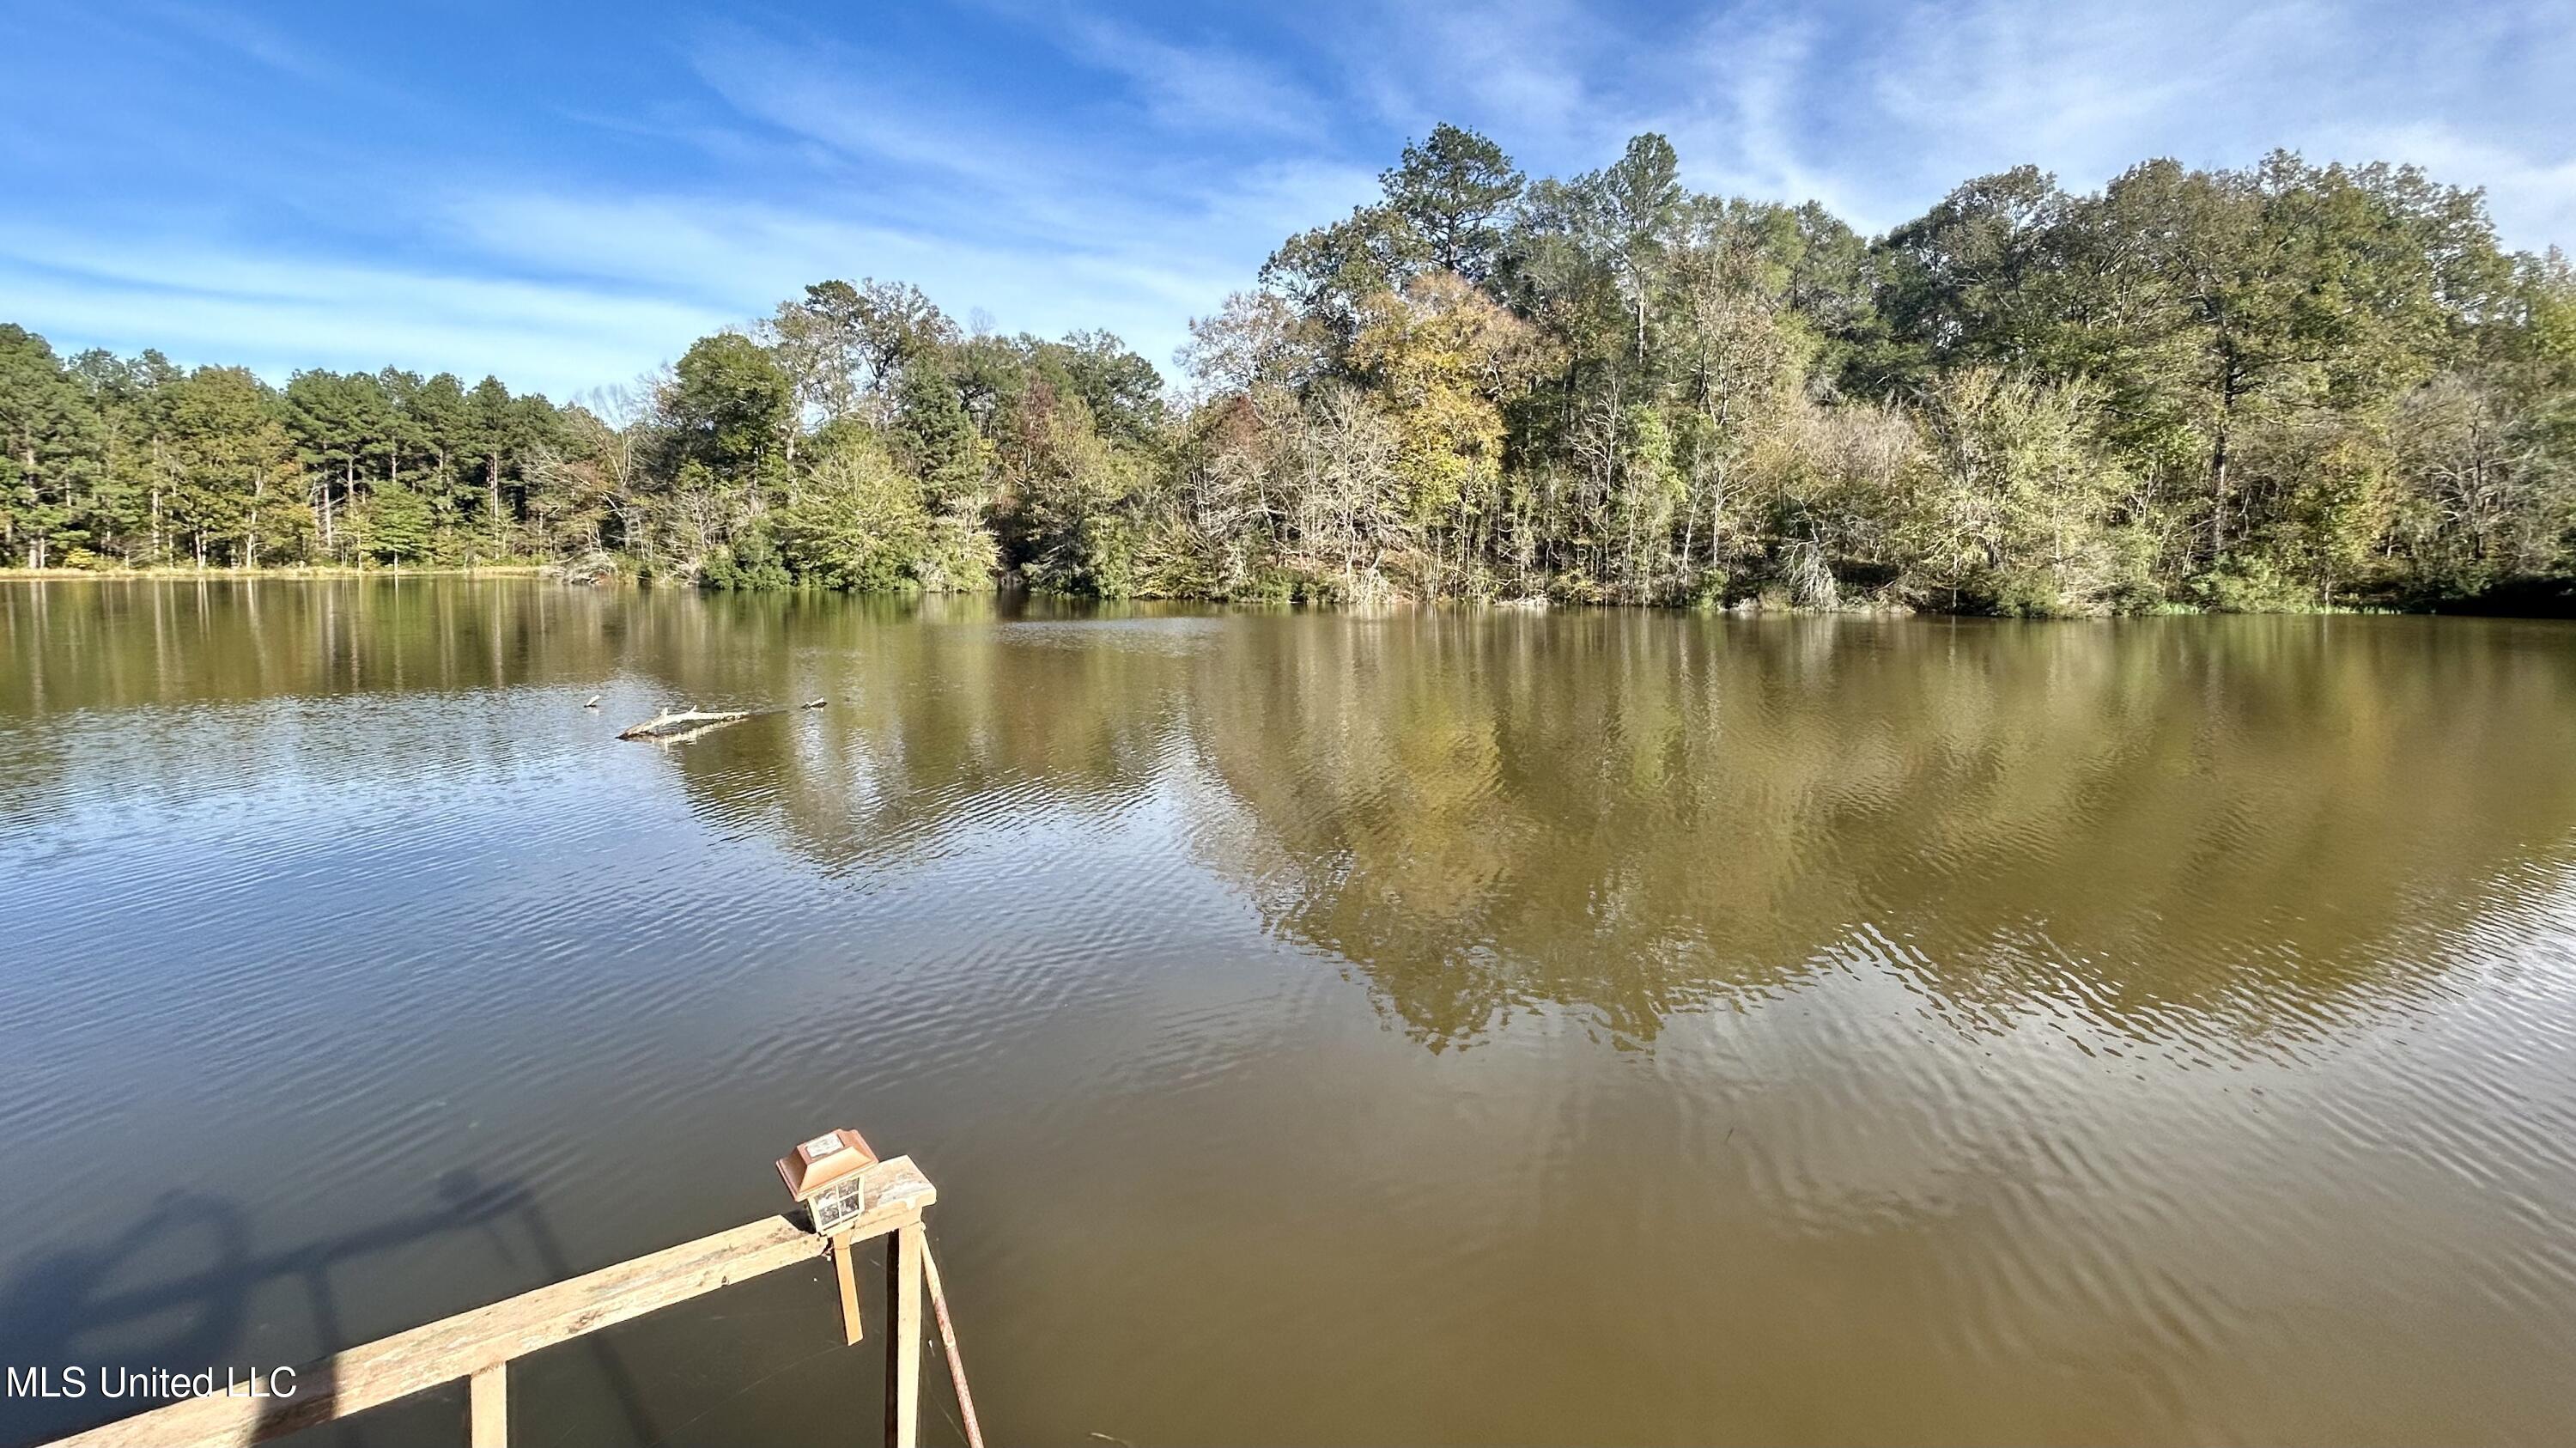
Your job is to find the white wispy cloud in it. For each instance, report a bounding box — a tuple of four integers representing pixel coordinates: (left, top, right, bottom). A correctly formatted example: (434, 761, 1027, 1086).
(657, 27, 1380, 360)
(1643, 11, 1859, 218)
(436, 191, 1249, 356)
(1826, 0, 2575, 240)
(689, 33, 1063, 200)
(0, 226, 726, 397)
(141, 0, 343, 84)
(1060, 15, 1322, 137)
(1335, 0, 1609, 148)
(2330, 125, 2576, 252)
(8, 0, 2572, 401)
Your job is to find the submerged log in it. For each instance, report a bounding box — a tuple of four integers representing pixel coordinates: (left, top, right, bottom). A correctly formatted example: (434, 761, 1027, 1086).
(617, 707, 753, 742)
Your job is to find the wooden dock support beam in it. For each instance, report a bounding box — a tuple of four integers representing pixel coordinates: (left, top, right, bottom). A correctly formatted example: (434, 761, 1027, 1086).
(468, 1365, 506, 1448)
(36, 1156, 937, 1448)
(921, 1238, 987, 1448)
(885, 1221, 924, 1448)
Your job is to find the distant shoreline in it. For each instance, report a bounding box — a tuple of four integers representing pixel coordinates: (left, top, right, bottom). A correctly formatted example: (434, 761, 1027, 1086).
(3, 567, 2567, 618)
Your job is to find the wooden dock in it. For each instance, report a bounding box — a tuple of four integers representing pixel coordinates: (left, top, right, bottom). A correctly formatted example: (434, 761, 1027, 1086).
(39, 1156, 941, 1448)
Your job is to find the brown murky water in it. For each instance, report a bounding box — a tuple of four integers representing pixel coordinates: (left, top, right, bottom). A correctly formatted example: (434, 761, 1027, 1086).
(3, 579, 2575, 1446)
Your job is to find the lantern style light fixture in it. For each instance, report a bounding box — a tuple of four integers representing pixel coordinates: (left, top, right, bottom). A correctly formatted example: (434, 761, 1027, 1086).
(776, 1127, 880, 1236)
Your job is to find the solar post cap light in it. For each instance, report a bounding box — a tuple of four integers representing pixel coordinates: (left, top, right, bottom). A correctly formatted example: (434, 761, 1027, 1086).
(778, 1127, 882, 1345)
(777, 1127, 880, 1234)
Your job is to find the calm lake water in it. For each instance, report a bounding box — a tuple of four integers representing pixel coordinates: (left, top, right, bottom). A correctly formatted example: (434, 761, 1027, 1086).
(3, 580, 2576, 1446)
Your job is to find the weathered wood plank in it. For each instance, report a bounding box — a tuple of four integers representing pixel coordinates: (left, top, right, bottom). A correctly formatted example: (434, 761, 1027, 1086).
(833, 1230, 864, 1345)
(921, 1237, 986, 1448)
(45, 1157, 935, 1448)
(468, 1364, 505, 1448)
(885, 1221, 924, 1448)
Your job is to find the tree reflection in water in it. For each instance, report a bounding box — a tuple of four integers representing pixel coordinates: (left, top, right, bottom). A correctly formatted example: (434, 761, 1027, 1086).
(621, 599, 2576, 1052)
(10, 581, 2576, 1445)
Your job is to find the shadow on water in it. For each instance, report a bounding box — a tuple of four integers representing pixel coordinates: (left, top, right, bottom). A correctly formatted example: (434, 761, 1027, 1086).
(0, 1171, 655, 1448)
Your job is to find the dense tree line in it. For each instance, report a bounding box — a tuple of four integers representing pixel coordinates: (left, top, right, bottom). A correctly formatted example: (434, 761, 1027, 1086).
(7, 129, 2573, 611)
(0, 340, 575, 571)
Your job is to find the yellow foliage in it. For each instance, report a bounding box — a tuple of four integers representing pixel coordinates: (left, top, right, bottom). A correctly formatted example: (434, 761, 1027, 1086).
(1348, 276, 1540, 522)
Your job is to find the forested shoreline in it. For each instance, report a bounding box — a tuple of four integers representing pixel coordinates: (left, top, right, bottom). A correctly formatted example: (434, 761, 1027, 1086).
(6, 129, 2573, 613)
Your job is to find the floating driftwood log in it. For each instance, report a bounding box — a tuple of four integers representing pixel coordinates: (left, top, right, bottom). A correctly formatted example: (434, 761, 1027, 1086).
(616, 697, 831, 743)
(617, 706, 755, 742)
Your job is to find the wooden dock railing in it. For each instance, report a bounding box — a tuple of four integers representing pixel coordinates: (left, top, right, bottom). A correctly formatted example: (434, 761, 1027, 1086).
(41, 1156, 939, 1448)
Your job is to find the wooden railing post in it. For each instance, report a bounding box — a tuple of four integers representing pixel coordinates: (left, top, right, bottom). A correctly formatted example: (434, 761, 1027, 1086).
(884, 1220, 923, 1448)
(38, 1157, 936, 1448)
(468, 1364, 505, 1448)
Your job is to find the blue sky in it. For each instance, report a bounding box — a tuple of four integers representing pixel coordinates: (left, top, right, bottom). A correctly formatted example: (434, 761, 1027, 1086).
(5, 0, 2573, 401)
